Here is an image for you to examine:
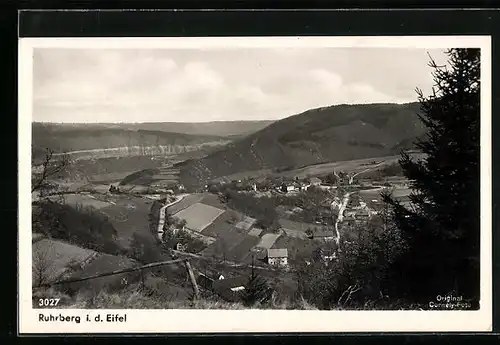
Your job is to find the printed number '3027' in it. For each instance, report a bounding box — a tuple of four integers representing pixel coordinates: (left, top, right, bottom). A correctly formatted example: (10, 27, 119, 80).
(38, 298, 60, 307)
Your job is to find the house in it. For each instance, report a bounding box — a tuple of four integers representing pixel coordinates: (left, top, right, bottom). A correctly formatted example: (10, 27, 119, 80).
(212, 276, 249, 302)
(310, 177, 322, 186)
(355, 208, 371, 220)
(175, 242, 187, 251)
(267, 248, 288, 267)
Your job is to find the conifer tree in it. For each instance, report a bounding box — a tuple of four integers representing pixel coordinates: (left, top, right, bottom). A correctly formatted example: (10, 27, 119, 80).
(383, 48, 480, 307)
(240, 258, 273, 307)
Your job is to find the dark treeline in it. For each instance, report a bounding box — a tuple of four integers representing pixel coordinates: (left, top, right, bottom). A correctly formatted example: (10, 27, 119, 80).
(32, 201, 124, 256)
(294, 48, 481, 310)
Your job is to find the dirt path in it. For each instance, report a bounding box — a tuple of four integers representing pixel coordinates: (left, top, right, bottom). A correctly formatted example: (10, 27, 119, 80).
(348, 162, 385, 184)
(156, 194, 189, 239)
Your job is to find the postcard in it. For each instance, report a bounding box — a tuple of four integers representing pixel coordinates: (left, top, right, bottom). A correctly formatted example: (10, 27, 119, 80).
(18, 35, 492, 333)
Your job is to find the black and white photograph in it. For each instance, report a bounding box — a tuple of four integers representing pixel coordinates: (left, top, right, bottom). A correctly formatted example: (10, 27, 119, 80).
(19, 36, 492, 333)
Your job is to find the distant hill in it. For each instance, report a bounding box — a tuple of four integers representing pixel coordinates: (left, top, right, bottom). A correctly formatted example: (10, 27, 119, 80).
(177, 102, 425, 187)
(32, 123, 233, 158)
(34, 120, 274, 137)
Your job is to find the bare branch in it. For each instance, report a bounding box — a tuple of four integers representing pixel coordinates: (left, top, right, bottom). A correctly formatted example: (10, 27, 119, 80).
(32, 149, 70, 194)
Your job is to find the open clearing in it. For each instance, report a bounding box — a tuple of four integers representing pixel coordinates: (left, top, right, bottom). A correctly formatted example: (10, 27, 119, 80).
(209, 153, 425, 184)
(50, 193, 112, 209)
(391, 187, 412, 198)
(68, 253, 139, 292)
(275, 153, 426, 179)
(225, 235, 261, 263)
(174, 202, 226, 232)
(32, 238, 97, 284)
(99, 195, 152, 248)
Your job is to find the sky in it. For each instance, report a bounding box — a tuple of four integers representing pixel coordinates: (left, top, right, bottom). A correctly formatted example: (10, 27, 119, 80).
(32, 47, 448, 123)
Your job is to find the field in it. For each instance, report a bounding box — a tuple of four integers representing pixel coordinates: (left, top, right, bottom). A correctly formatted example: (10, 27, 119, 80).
(211, 169, 273, 184)
(80, 183, 113, 193)
(199, 209, 240, 237)
(255, 233, 281, 249)
(88, 172, 138, 184)
(174, 203, 226, 233)
(65, 253, 140, 292)
(271, 235, 317, 264)
(196, 193, 227, 209)
(391, 187, 412, 198)
(32, 238, 98, 284)
(198, 207, 263, 262)
(225, 235, 261, 263)
(205, 153, 425, 187)
(358, 188, 388, 210)
(166, 193, 204, 215)
(53, 193, 112, 209)
(276, 155, 407, 179)
(98, 195, 152, 248)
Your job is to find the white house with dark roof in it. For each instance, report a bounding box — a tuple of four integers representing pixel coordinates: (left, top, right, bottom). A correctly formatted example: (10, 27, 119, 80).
(267, 248, 288, 267)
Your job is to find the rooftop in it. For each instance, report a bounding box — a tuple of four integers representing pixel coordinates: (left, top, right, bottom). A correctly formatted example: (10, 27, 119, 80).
(267, 248, 288, 258)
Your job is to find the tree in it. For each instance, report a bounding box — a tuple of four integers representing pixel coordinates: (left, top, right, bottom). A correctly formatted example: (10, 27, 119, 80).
(296, 220, 403, 310)
(129, 232, 163, 264)
(324, 172, 338, 185)
(240, 259, 273, 307)
(32, 148, 70, 195)
(32, 241, 55, 287)
(382, 49, 480, 307)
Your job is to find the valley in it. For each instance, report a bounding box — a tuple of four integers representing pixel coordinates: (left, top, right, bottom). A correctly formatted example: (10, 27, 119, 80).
(31, 103, 421, 308)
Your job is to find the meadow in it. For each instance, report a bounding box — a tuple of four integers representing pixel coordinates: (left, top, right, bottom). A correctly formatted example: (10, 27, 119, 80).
(32, 238, 98, 285)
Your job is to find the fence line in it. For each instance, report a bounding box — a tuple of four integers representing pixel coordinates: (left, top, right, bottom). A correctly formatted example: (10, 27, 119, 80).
(34, 258, 187, 289)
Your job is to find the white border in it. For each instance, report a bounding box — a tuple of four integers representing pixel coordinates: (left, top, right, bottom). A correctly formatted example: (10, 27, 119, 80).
(18, 36, 492, 334)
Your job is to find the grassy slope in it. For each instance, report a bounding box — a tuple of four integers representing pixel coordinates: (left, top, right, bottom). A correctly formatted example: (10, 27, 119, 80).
(34, 283, 317, 310)
(178, 102, 424, 187)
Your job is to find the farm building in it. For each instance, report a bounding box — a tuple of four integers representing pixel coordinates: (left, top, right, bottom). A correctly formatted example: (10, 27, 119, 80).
(267, 248, 288, 267)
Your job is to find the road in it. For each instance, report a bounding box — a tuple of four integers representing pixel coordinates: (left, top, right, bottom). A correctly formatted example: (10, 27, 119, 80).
(334, 191, 353, 248)
(348, 162, 385, 184)
(156, 194, 189, 239)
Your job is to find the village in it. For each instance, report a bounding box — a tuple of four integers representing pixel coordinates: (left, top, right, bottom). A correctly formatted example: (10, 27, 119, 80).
(31, 149, 413, 305)
(140, 164, 412, 301)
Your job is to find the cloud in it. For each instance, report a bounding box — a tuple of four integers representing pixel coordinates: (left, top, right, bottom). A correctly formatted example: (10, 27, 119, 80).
(32, 47, 446, 123)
